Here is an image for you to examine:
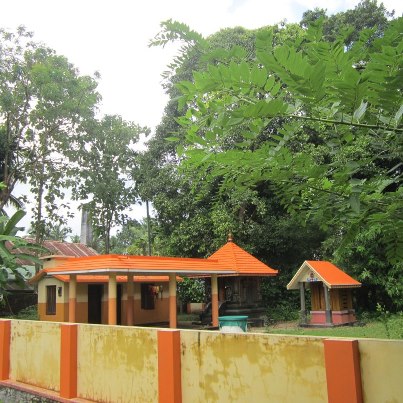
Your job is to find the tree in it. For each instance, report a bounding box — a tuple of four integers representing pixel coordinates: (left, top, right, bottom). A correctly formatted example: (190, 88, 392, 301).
(70, 234, 80, 243)
(73, 115, 148, 253)
(0, 26, 100, 244)
(301, 0, 395, 47)
(153, 13, 402, 308)
(145, 23, 312, 259)
(110, 219, 162, 256)
(28, 223, 72, 242)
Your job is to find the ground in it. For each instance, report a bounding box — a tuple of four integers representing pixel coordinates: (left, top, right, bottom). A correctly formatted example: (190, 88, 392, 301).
(178, 313, 403, 339)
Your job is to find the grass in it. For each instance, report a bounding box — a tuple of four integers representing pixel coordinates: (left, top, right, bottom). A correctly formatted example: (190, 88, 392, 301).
(265, 313, 403, 339)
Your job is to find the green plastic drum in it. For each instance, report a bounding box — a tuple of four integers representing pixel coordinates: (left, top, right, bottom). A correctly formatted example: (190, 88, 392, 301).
(218, 315, 248, 333)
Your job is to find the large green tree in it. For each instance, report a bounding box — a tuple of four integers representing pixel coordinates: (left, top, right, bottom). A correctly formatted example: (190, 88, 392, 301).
(73, 115, 149, 253)
(151, 8, 402, 308)
(0, 26, 100, 244)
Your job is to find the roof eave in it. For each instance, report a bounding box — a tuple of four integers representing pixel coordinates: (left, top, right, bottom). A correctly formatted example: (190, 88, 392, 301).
(45, 268, 238, 276)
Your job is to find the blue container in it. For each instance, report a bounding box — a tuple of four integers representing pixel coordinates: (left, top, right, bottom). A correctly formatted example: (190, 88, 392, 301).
(219, 315, 248, 333)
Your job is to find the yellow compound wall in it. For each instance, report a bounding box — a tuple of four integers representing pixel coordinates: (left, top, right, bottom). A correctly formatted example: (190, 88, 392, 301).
(180, 330, 328, 403)
(359, 338, 403, 403)
(2, 318, 403, 403)
(76, 324, 158, 402)
(9, 320, 60, 392)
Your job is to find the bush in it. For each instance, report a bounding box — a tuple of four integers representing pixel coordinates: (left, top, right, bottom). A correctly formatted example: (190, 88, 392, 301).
(177, 278, 206, 303)
(266, 301, 299, 324)
(6, 305, 39, 320)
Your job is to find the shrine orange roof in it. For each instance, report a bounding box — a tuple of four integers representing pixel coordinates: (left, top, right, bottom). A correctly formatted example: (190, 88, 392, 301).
(208, 240, 278, 276)
(30, 240, 278, 283)
(287, 260, 361, 290)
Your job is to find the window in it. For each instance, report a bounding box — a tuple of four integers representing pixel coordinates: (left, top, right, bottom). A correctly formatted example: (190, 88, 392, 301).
(141, 283, 155, 310)
(46, 285, 56, 315)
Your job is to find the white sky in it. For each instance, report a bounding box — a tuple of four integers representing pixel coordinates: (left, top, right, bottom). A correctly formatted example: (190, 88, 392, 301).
(1, 0, 401, 237)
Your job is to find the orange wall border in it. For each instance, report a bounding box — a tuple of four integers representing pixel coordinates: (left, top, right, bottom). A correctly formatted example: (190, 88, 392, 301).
(0, 320, 11, 380)
(158, 329, 182, 403)
(60, 323, 78, 399)
(323, 339, 363, 403)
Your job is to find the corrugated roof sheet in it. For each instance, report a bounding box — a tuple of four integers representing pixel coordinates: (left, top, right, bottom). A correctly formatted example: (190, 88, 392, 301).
(39, 239, 98, 257)
(8, 238, 98, 265)
(287, 260, 361, 289)
(208, 241, 278, 276)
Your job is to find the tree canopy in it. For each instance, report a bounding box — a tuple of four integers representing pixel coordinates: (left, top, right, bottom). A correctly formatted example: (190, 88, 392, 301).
(148, 5, 402, 310)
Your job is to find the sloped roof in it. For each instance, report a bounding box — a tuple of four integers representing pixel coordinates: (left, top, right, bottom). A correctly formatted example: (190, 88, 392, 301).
(208, 240, 278, 276)
(29, 254, 237, 283)
(8, 239, 98, 265)
(287, 260, 361, 290)
(39, 240, 98, 257)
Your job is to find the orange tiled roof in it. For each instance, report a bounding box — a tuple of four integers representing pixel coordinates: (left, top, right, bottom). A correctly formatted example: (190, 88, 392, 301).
(287, 260, 361, 289)
(29, 254, 237, 283)
(208, 241, 278, 276)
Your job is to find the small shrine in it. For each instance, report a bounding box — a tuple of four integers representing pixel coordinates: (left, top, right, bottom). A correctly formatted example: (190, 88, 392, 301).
(287, 260, 361, 327)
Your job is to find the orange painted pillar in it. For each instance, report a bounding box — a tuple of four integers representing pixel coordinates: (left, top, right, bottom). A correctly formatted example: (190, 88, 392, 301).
(108, 273, 117, 325)
(69, 274, 77, 323)
(169, 273, 177, 329)
(0, 320, 11, 380)
(126, 274, 134, 326)
(158, 329, 182, 403)
(60, 323, 78, 399)
(324, 339, 363, 403)
(211, 274, 219, 327)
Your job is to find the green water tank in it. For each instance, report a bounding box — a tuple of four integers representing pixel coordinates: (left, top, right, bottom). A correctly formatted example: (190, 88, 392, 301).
(218, 315, 248, 333)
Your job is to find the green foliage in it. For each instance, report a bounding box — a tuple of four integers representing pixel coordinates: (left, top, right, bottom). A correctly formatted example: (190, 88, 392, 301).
(177, 278, 206, 303)
(70, 234, 80, 243)
(150, 5, 401, 314)
(301, 0, 395, 47)
(5, 304, 39, 320)
(0, 209, 44, 295)
(265, 301, 299, 324)
(29, 223, 72, 242)
(0, 26, 100, 244)
(110, 219, 161, 256)
(73, 115, 149, 253)
(172, 17, 403, 267)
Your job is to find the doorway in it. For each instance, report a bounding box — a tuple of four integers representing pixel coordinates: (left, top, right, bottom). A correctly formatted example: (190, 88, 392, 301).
(88, 284, 103, 324)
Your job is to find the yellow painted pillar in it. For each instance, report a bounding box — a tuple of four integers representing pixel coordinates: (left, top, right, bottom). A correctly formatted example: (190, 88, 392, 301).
(108, 273, 117, 325)
(126, 274, 134, 326)
(69, 274, 77, 323)
(211, 274, 219, 327)
(169, 273, 177, 329)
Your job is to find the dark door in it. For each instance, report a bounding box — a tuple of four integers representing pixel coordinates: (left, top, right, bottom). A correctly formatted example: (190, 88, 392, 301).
(88, 284, 103, 324)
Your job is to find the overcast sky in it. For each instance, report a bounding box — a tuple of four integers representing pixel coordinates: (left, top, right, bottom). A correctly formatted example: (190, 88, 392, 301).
(1, 0, 401, 237)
